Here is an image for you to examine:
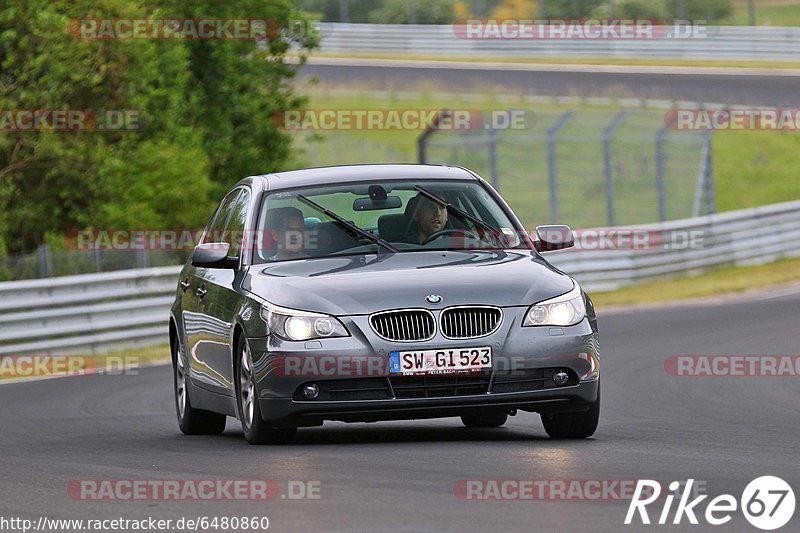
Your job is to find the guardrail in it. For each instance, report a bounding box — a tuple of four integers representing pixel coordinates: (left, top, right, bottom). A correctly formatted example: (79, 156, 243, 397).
(0, 266, 180, 355)
(547, 199, 800, 292)
(318, 23, 800, 61)
(1, 199, 799, 355)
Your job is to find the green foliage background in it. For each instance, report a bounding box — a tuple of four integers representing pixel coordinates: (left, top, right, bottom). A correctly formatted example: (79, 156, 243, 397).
(0, 0, 317, 253)
(295, 0, 734, 23)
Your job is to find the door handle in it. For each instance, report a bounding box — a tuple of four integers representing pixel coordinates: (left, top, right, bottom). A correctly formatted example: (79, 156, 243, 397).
(179, 279, 190, 291)
(195, 285, 207, 298)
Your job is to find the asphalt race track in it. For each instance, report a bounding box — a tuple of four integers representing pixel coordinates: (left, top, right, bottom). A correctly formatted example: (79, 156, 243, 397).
(1, 287, 799, 533)
(300, 58, 800, 107)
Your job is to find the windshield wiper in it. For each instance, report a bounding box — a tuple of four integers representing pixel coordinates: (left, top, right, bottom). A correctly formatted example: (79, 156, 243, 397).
(296, 194, 400, 254)
(413, 185, 503, 240)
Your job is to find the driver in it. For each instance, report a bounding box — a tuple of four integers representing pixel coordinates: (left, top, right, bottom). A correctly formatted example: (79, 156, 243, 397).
(406, 194, 448, 244)
(265, 206, 307, 261)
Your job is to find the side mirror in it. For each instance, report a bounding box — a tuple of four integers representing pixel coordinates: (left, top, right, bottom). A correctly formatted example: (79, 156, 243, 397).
(191, 242, 236, 268)
(534, 225, 574, 252)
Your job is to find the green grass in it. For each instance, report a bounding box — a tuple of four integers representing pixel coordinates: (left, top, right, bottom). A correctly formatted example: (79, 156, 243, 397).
(287, 89, 800, 299)
(725, 0, 800, 26)
(308, 53, 800, 69)
(590, 256, 800, 308)
(714, 130, 800, 211)
(293, 90, 800, 228)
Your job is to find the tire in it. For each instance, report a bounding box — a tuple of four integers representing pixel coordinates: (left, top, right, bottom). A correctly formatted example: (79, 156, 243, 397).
(235, 335, 297, 445)
(540, 381, 600, 439)
(461, 412, 508, 428)
(173, 336, 227, 435)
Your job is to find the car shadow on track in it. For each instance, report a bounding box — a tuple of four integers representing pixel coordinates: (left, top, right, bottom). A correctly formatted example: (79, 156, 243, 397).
(210, 421, 599, 446)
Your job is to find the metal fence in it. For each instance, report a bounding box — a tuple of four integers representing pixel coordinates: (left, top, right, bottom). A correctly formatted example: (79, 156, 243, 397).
(1, 199, 799, 355)
(548, 198, 800, 292)
(293, 132, 414, 169)
(0, 246, 190, 282)
(0, 105, 715, 280)
(420, 108, 714, 229)
(318, 23, 800, 61)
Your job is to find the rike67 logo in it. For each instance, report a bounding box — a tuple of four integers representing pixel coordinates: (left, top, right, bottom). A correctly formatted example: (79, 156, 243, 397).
(626, 477, 795, 530)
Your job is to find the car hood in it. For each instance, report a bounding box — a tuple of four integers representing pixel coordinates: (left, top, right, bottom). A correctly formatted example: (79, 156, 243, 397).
(243, 250, 574, 316)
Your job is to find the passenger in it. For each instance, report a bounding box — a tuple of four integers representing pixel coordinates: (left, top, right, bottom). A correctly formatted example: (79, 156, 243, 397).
(265, 207, 307, 260)
(406, 194, 449, 244)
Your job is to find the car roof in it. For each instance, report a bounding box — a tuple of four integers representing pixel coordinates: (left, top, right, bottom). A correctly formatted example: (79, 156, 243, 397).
(243, 164, 480, 192)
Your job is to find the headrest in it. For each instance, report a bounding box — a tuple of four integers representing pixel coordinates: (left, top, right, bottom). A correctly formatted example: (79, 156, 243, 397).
(378, 213, 410, 242)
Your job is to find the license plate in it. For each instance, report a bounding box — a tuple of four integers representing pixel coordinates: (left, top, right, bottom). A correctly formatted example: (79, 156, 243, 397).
(389, 347, 492, 375)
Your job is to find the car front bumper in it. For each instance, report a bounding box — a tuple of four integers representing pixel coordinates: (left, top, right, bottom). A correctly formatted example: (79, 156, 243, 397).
(249, 310, 600, 427)
(258, 379, 598, 427)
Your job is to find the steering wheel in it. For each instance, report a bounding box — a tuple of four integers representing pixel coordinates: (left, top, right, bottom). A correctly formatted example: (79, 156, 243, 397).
(421, 228, 478, 245)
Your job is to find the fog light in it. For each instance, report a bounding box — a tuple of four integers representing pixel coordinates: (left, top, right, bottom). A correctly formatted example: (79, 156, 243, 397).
(303, 384, 320, 399)
(552, 370, 570, 387)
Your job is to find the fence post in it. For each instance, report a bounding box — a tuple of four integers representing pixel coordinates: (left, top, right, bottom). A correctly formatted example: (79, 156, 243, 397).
(407, 0, 417, 24)
(547, 110, 575, 224)
(488, 128, 500, 191)
(136, 248, 149, 269)
(655, 125, 669, 222)
(338, 0, 349, 22)
(37, 244, 52, 278)
(704, 130, 716, 215)
(417, 109, 452, 164)
(602, 110, 629, 227)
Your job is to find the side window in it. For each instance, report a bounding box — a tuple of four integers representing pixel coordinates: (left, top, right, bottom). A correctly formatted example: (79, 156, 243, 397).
(202, 190, 241, 245)
(226, 189, 250, 258)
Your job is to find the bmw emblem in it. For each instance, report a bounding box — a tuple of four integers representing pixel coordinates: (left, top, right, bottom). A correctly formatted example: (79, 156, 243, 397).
(425, 294, 442, 304)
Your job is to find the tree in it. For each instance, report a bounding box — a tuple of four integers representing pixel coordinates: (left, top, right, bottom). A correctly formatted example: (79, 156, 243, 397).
(295, 0, 387, 23)
(161, 0, 319, 196)
(541, 0, 606, 18)
(489, 0, 539, 19)
(368, 0, 458, 24)
(463, 0, 506, 17)
(615, 0, 667, 19)
(0, 0, 316, 253)
(665, 0, 733, 22)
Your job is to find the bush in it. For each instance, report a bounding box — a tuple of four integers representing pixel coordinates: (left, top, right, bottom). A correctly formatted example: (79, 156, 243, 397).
(0, 0, 317, 253)
(541, 0, 606, 18)
(616, 0, 667, 20)
(664, 0, 733, 22)
(368, 0, 458, 24)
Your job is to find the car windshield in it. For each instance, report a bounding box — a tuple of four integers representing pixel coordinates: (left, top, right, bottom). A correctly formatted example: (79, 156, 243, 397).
(253, 179, 529, 263)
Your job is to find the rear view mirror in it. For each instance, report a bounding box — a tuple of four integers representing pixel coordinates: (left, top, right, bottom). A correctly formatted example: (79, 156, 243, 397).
(534, 225, 574, 252)
(192, 242, 236, 268)
(353, 195, 402, 211)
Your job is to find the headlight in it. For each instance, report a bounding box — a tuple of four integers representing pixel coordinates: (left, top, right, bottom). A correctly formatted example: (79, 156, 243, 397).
(261, 304, 349, 341)
(523, 284, 586, 327)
